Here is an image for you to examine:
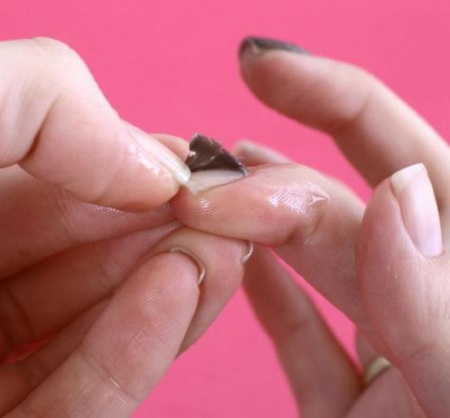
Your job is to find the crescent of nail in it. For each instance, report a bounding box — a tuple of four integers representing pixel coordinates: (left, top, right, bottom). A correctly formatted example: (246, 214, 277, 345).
(242, 241, 254, 263)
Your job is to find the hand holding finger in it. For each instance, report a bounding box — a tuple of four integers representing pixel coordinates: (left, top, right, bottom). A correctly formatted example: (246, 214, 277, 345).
(172, 162, 370, 330)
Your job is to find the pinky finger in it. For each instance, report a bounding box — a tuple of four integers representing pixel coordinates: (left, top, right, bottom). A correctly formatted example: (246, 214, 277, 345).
(243, 246, 361, 418)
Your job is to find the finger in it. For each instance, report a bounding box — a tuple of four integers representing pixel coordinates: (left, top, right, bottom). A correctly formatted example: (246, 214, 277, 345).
(354, 332, 422, 418)
(0, 223, 247, 361)
(349, 368, 426, 418)
(147, 228, 248, 350)
(0, 302, 106, 414)
(4, 252, 199, 418)
(244, 246, 423, 418)
(0, 38, 190, 211)
(356, 163, 450, 417)
(244, 246, 360, 417)
(172, 164, 375, 333)
(234, 154, 422, 417)
(355, 333, 380, 369)
(233, 140, 292, 165)
(239, 40, 450, 213)
(1, 223, 246, 360)
(1, 230, 246, 416)
(0, 166, 177, 277)
(0, 222, 179, 360)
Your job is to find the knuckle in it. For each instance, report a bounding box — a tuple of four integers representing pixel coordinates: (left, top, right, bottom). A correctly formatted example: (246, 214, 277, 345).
(0, 37, 107, 168)
(319, 62, 379, 136)
(288, 169, 331, 245)
(31, 37, 81, 65)
(30, 37, 92, 86)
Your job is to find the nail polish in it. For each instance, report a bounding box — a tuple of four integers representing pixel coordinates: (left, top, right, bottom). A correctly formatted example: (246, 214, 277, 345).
(184, 134, 247, 193)
(239, 36, 309, 58)
(391, 163, 442, 257)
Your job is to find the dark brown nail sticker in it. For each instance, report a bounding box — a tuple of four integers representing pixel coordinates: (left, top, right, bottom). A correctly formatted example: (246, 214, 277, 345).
(185, 134, 248, 175)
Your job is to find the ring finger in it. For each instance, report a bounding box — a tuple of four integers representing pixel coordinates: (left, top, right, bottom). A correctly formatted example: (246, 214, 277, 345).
(244, 246, 360, 417)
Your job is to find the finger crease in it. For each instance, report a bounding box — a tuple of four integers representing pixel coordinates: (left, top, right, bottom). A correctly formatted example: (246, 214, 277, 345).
(0, 281, 36, 352)
(77, 343, 141, 407)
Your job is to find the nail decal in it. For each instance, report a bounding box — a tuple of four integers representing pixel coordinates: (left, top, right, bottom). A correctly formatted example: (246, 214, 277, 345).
(185, 134, 248, 175)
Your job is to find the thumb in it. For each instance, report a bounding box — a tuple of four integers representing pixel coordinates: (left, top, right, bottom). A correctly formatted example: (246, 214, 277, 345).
(0, 38, 190, 211)
(357, 163, 448, 418)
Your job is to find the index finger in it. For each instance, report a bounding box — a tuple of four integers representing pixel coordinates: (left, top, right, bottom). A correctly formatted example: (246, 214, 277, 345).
(0, 38, 190, 211)
(239, 38, 450, 213)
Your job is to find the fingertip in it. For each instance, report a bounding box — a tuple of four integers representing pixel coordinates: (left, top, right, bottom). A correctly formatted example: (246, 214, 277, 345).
(238, 50, 320, 121)
(357, 174, 450, 417)
(82, 126, 192, 212)
(126, 124, 191, 186)
(146, 227, 247, 353)
(390, 164, 443, 258)
(359, 168, 444, 266)
(356, 176, 443, 352)
(0, 40, 194, 214)
(233, 140, 291, 165)
(357, 177, 414, 278)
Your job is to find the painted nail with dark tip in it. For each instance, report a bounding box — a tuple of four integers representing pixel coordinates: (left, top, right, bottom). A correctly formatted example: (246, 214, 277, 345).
(239, 36, 309, 58)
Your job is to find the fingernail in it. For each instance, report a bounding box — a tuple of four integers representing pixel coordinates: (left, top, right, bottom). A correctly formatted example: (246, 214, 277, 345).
(126, 123, 191, 185)
(233, 140, 290, 164)
(242, 241, 254, 264)
(184, 169, 244, 194)
(391, 163, 442, 257)
(239, 36, 309, 58)
(169, 247, 206, 285)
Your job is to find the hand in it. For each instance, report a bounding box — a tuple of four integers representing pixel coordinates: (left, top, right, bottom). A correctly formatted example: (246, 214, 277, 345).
(172, 37, 450, 417)
(0, 38, 247, 418)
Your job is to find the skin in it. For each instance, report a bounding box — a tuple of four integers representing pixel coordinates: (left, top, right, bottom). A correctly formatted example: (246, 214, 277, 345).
(171, 46, 450, 417)
(0, 38, 247, 418)
(2, 35, 450, 418)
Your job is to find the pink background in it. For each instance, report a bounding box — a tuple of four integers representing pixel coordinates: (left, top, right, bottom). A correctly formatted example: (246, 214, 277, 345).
(2, 0, 450, 416)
